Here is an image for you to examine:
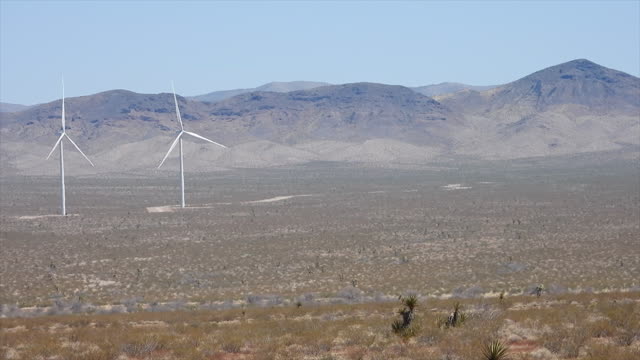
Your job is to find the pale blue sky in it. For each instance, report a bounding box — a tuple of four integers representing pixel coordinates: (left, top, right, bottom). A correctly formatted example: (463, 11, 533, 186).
(1, 0, 639, 105)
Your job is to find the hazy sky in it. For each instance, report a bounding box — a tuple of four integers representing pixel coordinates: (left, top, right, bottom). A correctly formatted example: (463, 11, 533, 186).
(1, 0, 639, 105)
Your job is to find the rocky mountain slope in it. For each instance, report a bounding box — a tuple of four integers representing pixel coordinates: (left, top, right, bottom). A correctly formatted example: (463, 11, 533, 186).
(437, 59, 639, 159)
(1, 59, 638, 174)
(439, 59, 638, 113)
(206, 82, 455, 144)
(0, 83, 455, 174)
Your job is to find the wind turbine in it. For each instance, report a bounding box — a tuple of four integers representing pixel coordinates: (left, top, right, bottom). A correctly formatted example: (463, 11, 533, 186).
(158, 83, 227, 208)
(46, 77, 95, 215)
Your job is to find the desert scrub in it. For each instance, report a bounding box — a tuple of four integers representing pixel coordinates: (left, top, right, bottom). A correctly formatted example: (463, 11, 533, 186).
(2, 292, 640, 359)
(541, 323, 589, 358)
(599, 301, 640, 346)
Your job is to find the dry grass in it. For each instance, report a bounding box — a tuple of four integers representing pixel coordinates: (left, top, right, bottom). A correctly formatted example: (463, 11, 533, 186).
(1, 292, 639, 359)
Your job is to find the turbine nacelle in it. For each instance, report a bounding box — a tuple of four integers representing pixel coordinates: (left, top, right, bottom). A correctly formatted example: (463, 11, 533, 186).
(46, 133, 95, 167)
(47, 78, 94, 167)
(158, 83, 227, 169)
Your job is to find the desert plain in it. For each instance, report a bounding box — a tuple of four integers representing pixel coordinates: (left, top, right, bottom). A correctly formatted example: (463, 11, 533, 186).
(1, 154, 638, 359)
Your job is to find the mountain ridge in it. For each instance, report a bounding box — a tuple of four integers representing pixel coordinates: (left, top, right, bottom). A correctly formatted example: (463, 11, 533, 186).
(1, 59, 638, 174)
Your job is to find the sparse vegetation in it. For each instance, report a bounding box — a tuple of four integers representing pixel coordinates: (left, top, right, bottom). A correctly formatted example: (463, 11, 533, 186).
(2, 161, 637, 309)
(0, 160, 638, 359)
(1, 292, 639, 359)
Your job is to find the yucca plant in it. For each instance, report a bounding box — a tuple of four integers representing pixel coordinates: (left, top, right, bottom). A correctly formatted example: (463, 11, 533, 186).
(403, 295, 418, 311)
(398, 295, 417, 328)
(443, 302, 467, 328)
(481, 339, 509, 360)
(391, 295, 419, 340)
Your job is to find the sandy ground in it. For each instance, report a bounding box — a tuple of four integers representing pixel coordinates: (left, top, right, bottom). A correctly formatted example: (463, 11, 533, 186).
(242, 194, 314, 204)
(15, 214, 79, 220)
(146, 194, 315, 212)
(442, 183, 472, 190)
(146, 205, 179, 213)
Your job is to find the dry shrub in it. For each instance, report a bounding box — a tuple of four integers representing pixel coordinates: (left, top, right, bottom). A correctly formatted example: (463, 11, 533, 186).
(120, 336, 163, 357)
(221, 341, 243, 353)
(598, 301, 640, 346)
(542, 324, 589, 358)
(586, 318, 616, 338)
(344, 345, 368, 360)
(585, 343, 640, 360)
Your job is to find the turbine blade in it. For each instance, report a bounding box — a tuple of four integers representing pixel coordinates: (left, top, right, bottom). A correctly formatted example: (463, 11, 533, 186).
(46, 133, 65, 160)
(184, 131, 228, 148)
(158, 133, 182, 168)
(64, 135, 95, 167)
(61, 76, 66, 131)
(172, 82, 183, 130)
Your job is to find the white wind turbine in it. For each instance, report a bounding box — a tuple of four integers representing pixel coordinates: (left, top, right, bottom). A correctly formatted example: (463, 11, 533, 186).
(46, 77, 95, 215)
(158, 83, 227, 208)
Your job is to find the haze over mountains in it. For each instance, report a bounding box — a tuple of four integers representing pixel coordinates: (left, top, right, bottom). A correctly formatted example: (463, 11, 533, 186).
(0, 81, 489, 111)
(190, 81, 496, 103)
(0, 102, 30, 113)
(0, 59, 638, 174)
(190, 81, 331, 103)
(412, 82, 498, 97)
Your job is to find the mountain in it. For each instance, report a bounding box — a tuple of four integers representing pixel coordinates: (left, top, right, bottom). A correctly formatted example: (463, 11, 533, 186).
(1, 59, 638, 174)
(206, 82, 455, 145)
(412, 82, 497, 97)
(0, 90, 203, 146)
(190, 81, 330, 102)
(0, 83, 452, 146)
(439, 59, 639, 112)
(0, 102, 30, 113)
(0, 83, 454, 174)
(437, 59, 640, 158)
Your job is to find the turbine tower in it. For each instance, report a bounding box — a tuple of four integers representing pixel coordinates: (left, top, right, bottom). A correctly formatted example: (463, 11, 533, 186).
(46, 77, 95, 215)
(158, 82, 227, 208)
